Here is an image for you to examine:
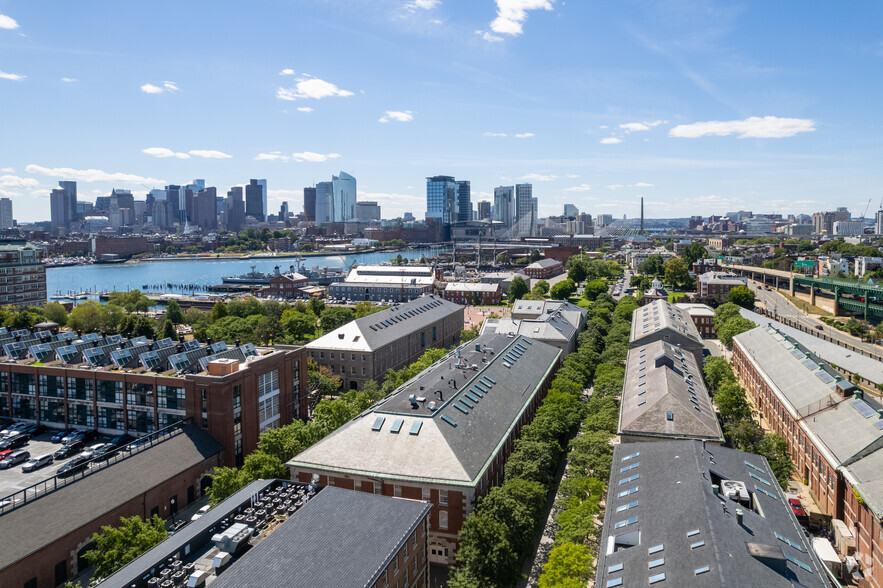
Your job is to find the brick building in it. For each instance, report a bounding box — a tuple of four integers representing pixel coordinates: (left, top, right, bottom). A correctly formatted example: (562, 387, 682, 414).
(91, 236, 150, 259)
(0, 328, 307, 467)
(630, 300, 705, 367)
(103, 481, 431, 588)
(289, 332, 562, 565)
(675, 302, 716, 338)
(0, 424, 222, 588)
(698, 271, 748, 300)
(692, 257, 720, 276)
(733, 324, 883, 588)
(259, 271, 309, 299)
(442, 282, 502, 305)
(306, 295, 463, 391)
(523, 258, 564, 279)
(0, 241, 46, 308)
(483, 299, 587, 354)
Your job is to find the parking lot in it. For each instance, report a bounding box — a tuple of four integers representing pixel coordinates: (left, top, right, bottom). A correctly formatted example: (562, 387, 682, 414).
(0, 431, 109, 499)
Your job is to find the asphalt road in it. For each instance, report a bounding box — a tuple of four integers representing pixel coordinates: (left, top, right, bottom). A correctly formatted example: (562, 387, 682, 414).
(748, 281, 883, 358)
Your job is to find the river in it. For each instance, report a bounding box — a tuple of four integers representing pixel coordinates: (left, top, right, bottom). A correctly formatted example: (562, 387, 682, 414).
(46, 248, 444, 298)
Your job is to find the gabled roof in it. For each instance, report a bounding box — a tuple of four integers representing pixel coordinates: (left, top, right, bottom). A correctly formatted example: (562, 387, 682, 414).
(630, 300, 703, 346)
(619, 341, 724, 442)
(525, 258, 562, 270)
(290, 332, 562, 485)
(306, 295, 462, 352)
(596, 441, 829, 588)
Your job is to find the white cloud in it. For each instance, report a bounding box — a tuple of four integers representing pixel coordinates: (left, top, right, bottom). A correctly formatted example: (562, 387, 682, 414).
(565, 173, 579, 179)
(0, 175, 39, 189)
(279, 68, 295, 76)
(291, 152, 341, 163)
(619, 120, 665, 133)
(600, 137, 622, 144)
(0, 14, 19, 29)
(189, 149, 232, 159)
(483, 132, 508, 137)
(255, 152, 290, 162)
(475, 30, 504, 42)
(490, 0, 554, 37)
(515, 132, 535, 138)
(379, 110, 414, 123)
(61, 77, 77, 83)
(519, 173, 557, 182)
(0, 168, 13, 173)
(406, 0, 440, 9)
(142, 147, 190, 159)
(564, 184, 592, 192)
(606, 184, 624, 189)
(26, 164, 164, 185)
(163, 81, 178, 92)
(297, 107, 314, 112)
(140, 83, 163, 94)
(0, 70, 25, 81)
(276, 76, 354, 101)
(632, 182, 655, 187)
(669, 116, 816, 139)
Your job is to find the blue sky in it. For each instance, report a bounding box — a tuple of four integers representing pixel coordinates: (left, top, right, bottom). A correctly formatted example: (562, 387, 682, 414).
(1, 0, 881, 222)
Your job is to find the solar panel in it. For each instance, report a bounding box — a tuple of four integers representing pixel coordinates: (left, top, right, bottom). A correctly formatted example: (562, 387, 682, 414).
(11, 329, 30, 338)
(155, 338, 175, 349)
(56, 331, 78, 342)
(29, 342, 55, 362)
(852, 399, 876, 419)
(104, 334, 123, 345)
(129, 336, 149, 347)
(816, 371, 835, 384)
(0, 327, 6, 334)
(3, 341, 28, 359)
(83, 347, 108, 366)
(182, 339, 200, 351)
(140, 350, 162, 370)
(242, 343, 257, 356)
(57, 344, 81, 364)
(111, 348, 133, 368)
(210, 341, 228, 353)
(80, 333, 100, 343)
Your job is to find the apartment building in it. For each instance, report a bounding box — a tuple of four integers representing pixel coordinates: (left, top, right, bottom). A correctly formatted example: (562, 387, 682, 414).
(0, 241, 46, 308)
(698, 271, 748, 300)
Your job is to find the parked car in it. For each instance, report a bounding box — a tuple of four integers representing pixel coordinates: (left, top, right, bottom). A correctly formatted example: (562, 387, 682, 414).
(56, 457, 89, 478)
(789, 497, 809, 519)
(61, 429, 98, 446)
(0, 449, 13, 462)
(0, 450, 30, 469)
(123, 435, 152, 452)
(21, 454, 53, 473)
(815, 324, 823, 330)
(105, 433, 133, 449)
(17, 424, 46, 437)
(190, 505, 212, 521)
(53, 440, 85, 459)
(51, 428, 78, 443)
(93, 444, 121, 461)
(0, 422, 27, 437)
(0, 432, 29, 451)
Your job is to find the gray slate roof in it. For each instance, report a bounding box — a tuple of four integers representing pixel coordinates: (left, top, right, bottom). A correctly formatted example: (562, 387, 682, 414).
(596, 441, 829, 588)
(619, 341, 724, 442)
(630, 299, 703, 347)
(306, 295, 462, 352)
(290, 332, 562, 485)
(210, 487, 431, 588)
(0, 424, 222, 572)
(525, 258, 562, 270)
(484, 300, 586, 346)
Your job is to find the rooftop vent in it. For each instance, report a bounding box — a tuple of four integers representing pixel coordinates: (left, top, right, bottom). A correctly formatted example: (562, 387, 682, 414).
(427, 401, 437, 411)
(338, 333, 344, 339)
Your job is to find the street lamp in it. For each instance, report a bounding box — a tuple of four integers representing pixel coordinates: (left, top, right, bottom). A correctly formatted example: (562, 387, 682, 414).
(170, 497, 176, 525)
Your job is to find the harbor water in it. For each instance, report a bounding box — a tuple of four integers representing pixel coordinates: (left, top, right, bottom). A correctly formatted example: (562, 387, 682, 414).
(46, 248, 443, 298)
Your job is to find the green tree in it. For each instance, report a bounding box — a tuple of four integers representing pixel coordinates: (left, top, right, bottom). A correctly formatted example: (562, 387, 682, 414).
(165, 299, 184, 325)
(727, 285, 756, 309)
(714, 302, 743, 329)
(210, 301, 228, 322)
(535, 280, 550, 294)
(460, 324, 480, 342)
(161, 319, 176, 340)
(257, 420, 321, 464)
(308, 360, 342, 397)
(84, 515, 167, 577)
(529, 249, 542, 263)
(638, 254, 665, 276)
(354, 301, 385, 318)
(567, 259, 587, 284)
(757, 434, 795, 489)
(681, 242, 709, 266)
(308, 297, 325, 315)
(538, 543, 593, 588)
(717, 316, 757, 347)
(208, 467, 250, 505)
(241, 450, 288, 480)
(508, 276, 530, 302)
(319, 307, 355, 332)
(480, 479, 547, 558)
(282, 311, 317, 340)
(504, 438, 558, 485)
(703, 356, 736, 392)
(715, 381, 753, 424)
(42, 301, 68, 326)
(449, 512, 521, 588)
(550, 279, 577, 300)
(584, 279, 608, 301)
(663, 257, 691, 289)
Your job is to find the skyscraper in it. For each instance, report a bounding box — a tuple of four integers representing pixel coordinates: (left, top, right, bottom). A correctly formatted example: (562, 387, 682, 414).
(331, 171, 356, 222)
(303, 187, 317, 225)
(876, 209, 883, 236)
(477, 200, 491, 222)
(563, 204, 578, 218)
(165, 185, 184, 224)
(279, 201, 289, 223)
(314, 181, 333, 225)
(426, 176, 458, 224)
(58, 181, 77, 224)
(0, 198, 12, 229)
(226, 186, 245, 233)
(456, 180, 471, 222)
(515, 183, 535, 237)
(50, 189, 70, 233)
(494, 186, 515, 228)
(245, 179, 267, 222)
(193, 187, 218, 230)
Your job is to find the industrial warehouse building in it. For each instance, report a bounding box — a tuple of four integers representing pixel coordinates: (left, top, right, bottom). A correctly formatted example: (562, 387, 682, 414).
(289, 331, 562, 565)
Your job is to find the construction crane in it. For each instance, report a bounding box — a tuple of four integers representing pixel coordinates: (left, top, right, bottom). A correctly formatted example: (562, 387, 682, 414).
(861, 197, 872, 222)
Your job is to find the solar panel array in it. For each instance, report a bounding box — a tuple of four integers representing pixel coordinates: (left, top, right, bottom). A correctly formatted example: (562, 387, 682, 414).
(197, 344, 257, 372)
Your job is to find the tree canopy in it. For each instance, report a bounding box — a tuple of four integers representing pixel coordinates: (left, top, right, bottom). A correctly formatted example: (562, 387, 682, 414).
(84, 515, 167, 578)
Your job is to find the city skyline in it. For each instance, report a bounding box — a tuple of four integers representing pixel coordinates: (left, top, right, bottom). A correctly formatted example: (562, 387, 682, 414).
(0, 2, 881, 222)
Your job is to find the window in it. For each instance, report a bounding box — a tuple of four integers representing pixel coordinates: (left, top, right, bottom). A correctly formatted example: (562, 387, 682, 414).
(691, 541, 705, 549)
(649, 573, 666, 584)
(616, 500, 639, 512)
(695, 566, 710, 575)
(648, 544, 663, 555)
(438, 510, 448, 530)
(618, 487, 639, 498)
(606, 579, 623, 588)
(439, 489, 448, 505)
(422, 487, 430, 501)
(395, 485, 402, 497)
(608, 563, 624, 573)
